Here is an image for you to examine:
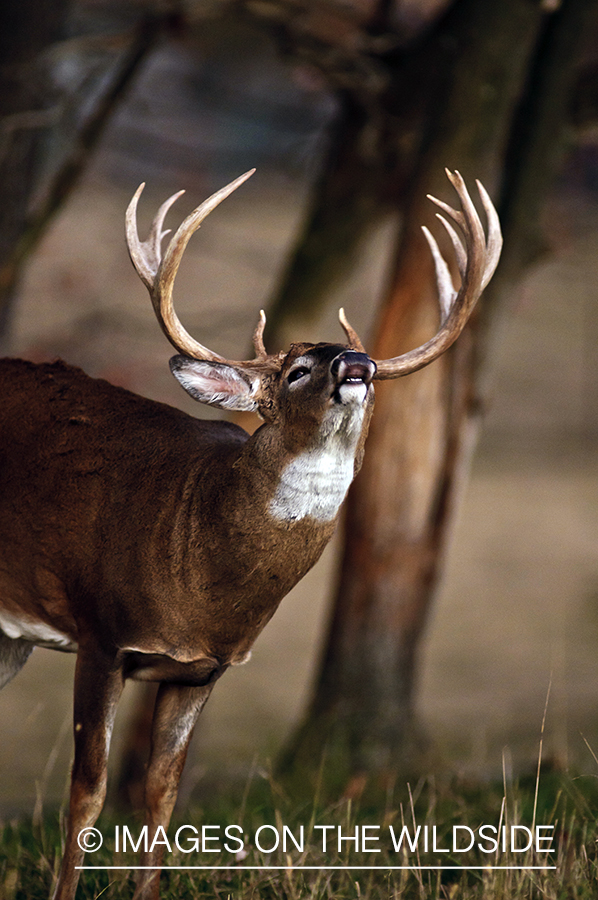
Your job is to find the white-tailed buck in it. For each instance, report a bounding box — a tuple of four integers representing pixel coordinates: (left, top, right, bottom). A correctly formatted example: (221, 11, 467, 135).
(0, 168, 500, 899)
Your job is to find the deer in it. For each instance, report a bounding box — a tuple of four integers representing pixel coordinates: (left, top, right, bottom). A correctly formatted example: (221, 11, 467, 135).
(0, 167, 501, 900)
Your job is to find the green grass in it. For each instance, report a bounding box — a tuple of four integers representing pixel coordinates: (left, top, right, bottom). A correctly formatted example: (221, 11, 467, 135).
(1, 764, 597, 899)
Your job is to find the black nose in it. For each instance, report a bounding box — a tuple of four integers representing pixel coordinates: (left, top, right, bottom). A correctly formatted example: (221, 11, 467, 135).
(331, 351, 376, 385)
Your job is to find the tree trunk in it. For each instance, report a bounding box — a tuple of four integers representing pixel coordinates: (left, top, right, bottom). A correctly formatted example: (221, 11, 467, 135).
(282, 0, 592, 783)
(0, 5, 163, 349)
(264, 91, 399, 349)
(0, 0, 71, 342)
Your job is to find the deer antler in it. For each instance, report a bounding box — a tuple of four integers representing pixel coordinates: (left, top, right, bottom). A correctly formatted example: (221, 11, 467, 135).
(338, 307, 366, 352)
(127, 169, 500, 379)
(345, 169, 501, 380)
(125, 170, 281, 370)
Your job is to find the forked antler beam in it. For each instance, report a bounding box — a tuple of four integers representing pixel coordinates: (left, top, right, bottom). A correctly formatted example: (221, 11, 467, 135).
(126, 169, 282, 371)
(370, 169, 502, 379)
(126, 168, 501, 376)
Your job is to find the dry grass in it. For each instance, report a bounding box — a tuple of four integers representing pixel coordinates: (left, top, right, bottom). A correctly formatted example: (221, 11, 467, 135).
(2, 755, 597, 900)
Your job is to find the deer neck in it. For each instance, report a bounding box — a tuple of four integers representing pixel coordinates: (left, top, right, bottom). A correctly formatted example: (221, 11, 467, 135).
(241, 399, 371, 526)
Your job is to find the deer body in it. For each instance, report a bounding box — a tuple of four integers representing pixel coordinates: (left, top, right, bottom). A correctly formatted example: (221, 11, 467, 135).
(0, 351, 369, 681)
(0, 170, 501, 900)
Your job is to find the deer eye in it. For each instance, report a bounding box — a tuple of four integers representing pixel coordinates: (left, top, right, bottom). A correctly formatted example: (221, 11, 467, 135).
(287, 366, 310, 385)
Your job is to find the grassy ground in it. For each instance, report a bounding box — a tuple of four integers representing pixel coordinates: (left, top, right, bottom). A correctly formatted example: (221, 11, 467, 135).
(2, 761, 597, 900)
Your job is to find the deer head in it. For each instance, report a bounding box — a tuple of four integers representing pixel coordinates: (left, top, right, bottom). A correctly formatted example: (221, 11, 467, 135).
(126, 167, 501, 407)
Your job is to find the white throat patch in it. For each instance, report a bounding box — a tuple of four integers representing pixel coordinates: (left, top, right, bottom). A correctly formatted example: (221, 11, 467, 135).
(269, 401, 366, 523)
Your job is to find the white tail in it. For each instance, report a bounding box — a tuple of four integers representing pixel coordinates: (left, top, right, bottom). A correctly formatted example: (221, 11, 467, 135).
(0, 169, 501, 900)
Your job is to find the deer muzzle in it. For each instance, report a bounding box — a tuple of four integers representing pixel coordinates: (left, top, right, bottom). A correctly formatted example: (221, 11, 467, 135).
(332, 351, 376, 385)
(331, 351, 376, 404)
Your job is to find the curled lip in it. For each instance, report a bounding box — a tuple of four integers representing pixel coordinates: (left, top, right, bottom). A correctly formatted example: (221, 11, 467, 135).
(332, 372, 373, 404)
(330, 351, 376, 401)
(334, 356, 376, 381)
(342, 374, 369, 383)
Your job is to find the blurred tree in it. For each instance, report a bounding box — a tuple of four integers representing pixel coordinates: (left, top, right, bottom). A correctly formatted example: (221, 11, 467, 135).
(0, 0, 164, 350)
(0, 0, 71, 340)
(239, 0, 596, 782)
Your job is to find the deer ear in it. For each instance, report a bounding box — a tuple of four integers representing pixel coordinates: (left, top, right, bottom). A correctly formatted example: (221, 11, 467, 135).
(169, 357, 260, 411)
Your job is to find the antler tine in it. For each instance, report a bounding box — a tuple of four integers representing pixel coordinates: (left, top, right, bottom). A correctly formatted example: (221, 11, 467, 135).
(476, 178, 502, 289)
(339, 307, 366, 352)
(434, 213, 467, 281)
(252, 309, 268, 359)
(421, 225, 455, 323)
(373, 170, 502, 380)
(154, 169, 256, 362)
(127, 170, 282, 370)
(147, 191, 185, 271)
(126, 184, 184, 290)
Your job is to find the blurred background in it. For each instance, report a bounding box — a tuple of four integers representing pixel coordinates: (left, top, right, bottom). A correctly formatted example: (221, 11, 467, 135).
(0, 0, 597, 816)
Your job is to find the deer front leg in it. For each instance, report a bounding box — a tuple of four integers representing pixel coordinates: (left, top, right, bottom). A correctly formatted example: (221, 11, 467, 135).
(133, 681, 214, 900)
(52, 643, 124, 900)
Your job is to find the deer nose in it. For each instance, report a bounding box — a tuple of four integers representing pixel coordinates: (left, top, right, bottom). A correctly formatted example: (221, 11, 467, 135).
(331, 351, 377, 385)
